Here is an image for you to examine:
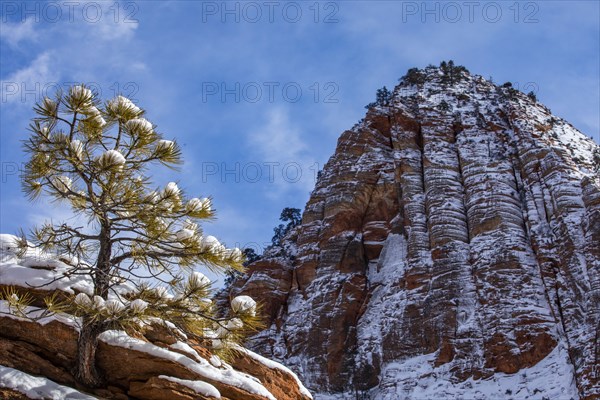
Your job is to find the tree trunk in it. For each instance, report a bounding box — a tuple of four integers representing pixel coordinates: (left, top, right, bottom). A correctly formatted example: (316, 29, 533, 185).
(75, 221, 111, 387)
(95, 223, 112, 298)
(75, 319, 104, 387)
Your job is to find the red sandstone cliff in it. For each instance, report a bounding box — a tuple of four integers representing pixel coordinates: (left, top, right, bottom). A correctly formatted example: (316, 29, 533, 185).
(230, 65, 600, 399)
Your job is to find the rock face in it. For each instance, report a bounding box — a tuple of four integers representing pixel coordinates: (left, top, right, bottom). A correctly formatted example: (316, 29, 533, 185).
(229, 66, 600, 399)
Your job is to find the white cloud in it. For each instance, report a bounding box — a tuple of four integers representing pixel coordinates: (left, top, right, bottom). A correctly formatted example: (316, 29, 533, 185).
(248, 107, 318, 197)
(250, 107, 307, 161)
(56, 0, 139, 41)
(0, 18, 38, 48)
(130, 62, 148, 72)
(91, 2, 139, 41)
(1, 52, 58, 105)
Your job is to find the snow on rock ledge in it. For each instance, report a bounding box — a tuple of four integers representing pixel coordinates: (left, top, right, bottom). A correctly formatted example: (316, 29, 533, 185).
(0, 247, 312, 400)
(0, 365, 96, 400)
(98, 329, 277, 400)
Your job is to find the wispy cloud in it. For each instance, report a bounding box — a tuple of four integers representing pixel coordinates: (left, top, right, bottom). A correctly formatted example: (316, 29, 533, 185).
(0, 18, 38, 48)
(85, 1, 139, 41)
(248, 107, 317, 197)
(250, 107, 307, 161)
(1, 51, 57, 105)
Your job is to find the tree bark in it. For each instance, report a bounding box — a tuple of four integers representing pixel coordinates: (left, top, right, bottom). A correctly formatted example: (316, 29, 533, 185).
(94, 223, 112, 298)
(75, 318, 104, 387)
(77, 221, 112, 387)
(74, 218, 112, 387)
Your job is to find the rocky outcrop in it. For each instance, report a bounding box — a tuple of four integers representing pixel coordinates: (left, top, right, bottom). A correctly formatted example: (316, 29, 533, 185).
(0, 262, 312, 399)
(0, 307, 311, 400)
(230, 65, 600, 399)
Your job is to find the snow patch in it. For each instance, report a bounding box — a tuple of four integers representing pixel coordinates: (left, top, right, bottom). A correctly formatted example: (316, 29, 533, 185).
(169, 341, 201, 361)
(158, 375, 220, 398)
(0, 365, 96, 399)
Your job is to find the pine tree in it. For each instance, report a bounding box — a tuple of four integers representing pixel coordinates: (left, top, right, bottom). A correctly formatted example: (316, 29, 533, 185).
(439, 60, 469, 85)
(365, 86, 393, 109)
(271, 207, 302, 246)
(280, 207, 302, 230)
(376, 86, 392, 106)
(9, 85, 261, 387)
(438, 100, 451, 112)
(242, 248, 261, 265)
(402, 68, 426, 85)
(272, 224, 287, 247)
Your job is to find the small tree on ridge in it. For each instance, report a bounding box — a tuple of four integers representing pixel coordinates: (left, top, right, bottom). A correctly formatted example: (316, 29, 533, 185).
(10, 86, 260, 387)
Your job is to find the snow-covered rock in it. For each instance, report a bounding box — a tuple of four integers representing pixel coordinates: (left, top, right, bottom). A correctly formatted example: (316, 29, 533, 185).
(157, 375, 220, 398)
(0, 365, 96, 400)
(0, 250, 312, 400)
(229, 64, 600, 399)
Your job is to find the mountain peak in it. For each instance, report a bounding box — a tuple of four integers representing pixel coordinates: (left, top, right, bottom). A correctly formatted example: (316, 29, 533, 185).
(359, 63, 599, 177)
(230, 66, 600, 399)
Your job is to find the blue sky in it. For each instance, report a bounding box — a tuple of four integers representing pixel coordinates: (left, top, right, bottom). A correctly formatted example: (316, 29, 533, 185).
(1, 0, 599, 284)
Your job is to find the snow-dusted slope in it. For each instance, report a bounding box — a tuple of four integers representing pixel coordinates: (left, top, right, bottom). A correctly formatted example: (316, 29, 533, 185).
(230, 65, 600, 399)
(319, 343, 578, 400)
